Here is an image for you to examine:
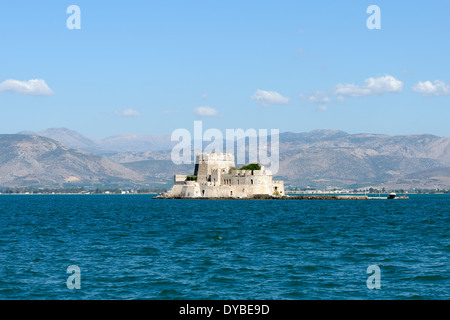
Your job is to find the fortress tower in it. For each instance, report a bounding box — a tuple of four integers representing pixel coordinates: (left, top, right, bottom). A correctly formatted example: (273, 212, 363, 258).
(194, 153, 235, 183)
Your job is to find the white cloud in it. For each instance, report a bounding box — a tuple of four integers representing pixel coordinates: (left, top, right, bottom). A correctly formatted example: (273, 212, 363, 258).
(115, 108, 142, 118)
(193, 106, 222, 117)
(299, 91, 334, 111)
(0, 79, 54, 96)
(412, 80, 450, 97)
(201, 94, 208, 100)
(251, 89, 290, 107)
(299, 75, 403, 110)
(334, 75, 403, 98)
(299, 91, 331, 104)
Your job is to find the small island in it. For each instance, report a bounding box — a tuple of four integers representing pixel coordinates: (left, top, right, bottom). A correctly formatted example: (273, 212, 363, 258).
(156, 152, 285, 199)
(155, 152, 410, 200)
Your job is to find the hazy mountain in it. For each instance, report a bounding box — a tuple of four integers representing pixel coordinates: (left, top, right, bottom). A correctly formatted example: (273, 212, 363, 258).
(276, 131, 450, 188)
(98, 134, 176, 153)
(122, 160, 192, 187)
(104, 130, 450, 189)
(279, 131, 450, 165)
(21, 128, 176, 154)
(12, 128, 450, 189)
(108, 151, 172, 163)
(18, 128, 106, 154)
(0, 134, 144, 188)
(380, 167, 450, 190)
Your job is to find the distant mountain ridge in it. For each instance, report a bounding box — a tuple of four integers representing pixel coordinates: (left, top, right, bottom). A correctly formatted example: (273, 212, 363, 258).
(19, 128, 106, 154)
(10, 127, 450, 189)
(20, 128, 175, 154)
(0, 134, 144, 188)
(103, 129, 450, 188)
(277, 131, 450, 189)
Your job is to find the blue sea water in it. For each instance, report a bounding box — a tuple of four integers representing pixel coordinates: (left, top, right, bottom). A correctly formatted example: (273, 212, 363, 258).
(0, 194, 448, 300)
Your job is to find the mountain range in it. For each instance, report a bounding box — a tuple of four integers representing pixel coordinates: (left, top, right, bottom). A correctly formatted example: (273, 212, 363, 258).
(277, 130, 450, 189)
(0, 134, 143, 188)
(19, 128, 176, 154)
(2, 127, 449, 190)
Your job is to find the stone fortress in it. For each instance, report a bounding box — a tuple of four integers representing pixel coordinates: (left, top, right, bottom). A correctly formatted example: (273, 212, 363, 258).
(162, 152, 285, 198)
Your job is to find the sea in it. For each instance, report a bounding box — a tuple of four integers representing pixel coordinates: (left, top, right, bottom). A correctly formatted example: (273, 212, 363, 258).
(0, 194, 448, 300)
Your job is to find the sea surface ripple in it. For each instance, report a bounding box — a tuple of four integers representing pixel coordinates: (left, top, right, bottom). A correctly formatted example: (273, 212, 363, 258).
(0, 194, 448, 299)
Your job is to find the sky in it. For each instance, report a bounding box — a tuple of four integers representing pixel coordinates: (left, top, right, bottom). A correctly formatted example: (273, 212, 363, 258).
(0, 0, 449, 138)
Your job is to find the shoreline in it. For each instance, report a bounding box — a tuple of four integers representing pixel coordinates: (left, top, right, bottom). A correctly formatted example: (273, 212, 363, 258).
(0, 193, 424, 198)
(154, 195, 375, 200)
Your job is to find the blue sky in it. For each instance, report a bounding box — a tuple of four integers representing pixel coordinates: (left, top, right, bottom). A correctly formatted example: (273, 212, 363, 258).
(0, 0, 449, 138)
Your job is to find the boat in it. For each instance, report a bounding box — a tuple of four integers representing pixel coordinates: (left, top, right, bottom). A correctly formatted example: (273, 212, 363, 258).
(388, 192, 409, 199)
(388, 192, 396, 199)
